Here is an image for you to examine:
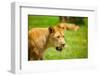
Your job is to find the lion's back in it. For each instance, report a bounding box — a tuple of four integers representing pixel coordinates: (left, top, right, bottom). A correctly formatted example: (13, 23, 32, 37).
(28, 28, 48, 50)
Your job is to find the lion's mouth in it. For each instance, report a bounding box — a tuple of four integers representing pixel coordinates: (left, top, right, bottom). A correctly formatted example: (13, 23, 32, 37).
(56, 47, 62, 51)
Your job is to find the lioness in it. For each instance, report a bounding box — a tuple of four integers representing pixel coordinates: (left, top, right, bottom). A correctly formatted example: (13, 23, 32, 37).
(28, 26, 66, 60)
(28, 23, 79, 60)
(56, 23, 80, 31)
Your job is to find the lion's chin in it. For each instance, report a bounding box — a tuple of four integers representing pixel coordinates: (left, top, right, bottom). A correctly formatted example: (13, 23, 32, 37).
(56, 47, 63, 51)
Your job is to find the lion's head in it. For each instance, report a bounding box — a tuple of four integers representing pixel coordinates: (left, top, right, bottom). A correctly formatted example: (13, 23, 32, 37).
(48, 26, 66, 51)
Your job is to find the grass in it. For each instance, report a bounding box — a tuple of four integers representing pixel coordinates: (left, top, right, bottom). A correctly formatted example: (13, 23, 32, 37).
(28, 15, 59, 30)
(28, 15, 88, 60)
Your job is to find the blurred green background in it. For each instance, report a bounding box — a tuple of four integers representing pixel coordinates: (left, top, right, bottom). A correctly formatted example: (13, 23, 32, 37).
(28, 15, 88, 60)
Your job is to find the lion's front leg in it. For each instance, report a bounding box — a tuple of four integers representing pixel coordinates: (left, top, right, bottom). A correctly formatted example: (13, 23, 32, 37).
(29, 47, 44, 60)
(39, 52, 44, 60)
(33, 52, 44, 60)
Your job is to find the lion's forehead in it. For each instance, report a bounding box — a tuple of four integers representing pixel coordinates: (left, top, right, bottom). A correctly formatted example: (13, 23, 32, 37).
(54, 31, 64, 37)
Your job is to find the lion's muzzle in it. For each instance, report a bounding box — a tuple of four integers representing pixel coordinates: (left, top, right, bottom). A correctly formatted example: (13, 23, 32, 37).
(56, 43, 65, 51)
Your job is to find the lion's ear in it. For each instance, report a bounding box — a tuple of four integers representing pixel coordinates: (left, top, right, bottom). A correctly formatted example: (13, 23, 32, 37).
(48, 26, 55, 33)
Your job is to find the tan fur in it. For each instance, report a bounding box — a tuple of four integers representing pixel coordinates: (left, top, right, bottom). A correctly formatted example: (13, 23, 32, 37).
(28, 23, 79, 60)
(28, 27, 66, 60)
(57, 23, 80, 31)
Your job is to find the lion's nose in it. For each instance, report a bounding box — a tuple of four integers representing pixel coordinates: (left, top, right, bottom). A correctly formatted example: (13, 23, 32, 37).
(61, 44, 65, 47)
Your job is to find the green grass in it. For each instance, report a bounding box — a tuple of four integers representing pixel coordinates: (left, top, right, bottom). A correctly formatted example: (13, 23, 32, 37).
(28, 15, 88, 60)
(28, 15, 59, 29)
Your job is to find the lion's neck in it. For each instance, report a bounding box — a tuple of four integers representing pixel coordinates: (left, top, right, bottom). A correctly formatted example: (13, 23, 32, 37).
(44, 30, 54, 50)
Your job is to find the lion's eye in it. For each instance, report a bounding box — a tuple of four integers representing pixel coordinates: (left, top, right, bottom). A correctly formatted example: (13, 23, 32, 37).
(62, 27, 64, 29)
(57, 36, 60, 38)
